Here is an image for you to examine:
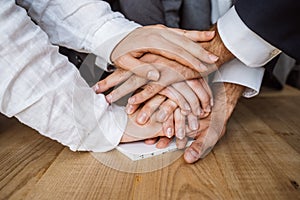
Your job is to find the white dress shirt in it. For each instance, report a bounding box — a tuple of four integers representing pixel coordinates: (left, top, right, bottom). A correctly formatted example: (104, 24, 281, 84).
(0, 1, 282, 152)
(210, 1, 265, 97)
(214, 6, 281, 97)
(218, 6, 281, 67)
(0, 0, 139, 152)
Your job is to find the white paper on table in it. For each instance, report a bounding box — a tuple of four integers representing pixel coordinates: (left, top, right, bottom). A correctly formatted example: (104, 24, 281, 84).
(116, 138, 194, 161)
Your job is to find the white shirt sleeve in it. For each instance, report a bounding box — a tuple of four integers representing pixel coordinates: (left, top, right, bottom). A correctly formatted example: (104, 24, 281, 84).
(17, 0, 141, 64)
(0, 1, 127, 152)
(210, 3, 265, 98)
(217, 6, 281, 67)
(213, 59, 265, 98)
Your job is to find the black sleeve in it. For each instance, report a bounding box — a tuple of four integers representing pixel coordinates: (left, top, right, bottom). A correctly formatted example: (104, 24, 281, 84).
(235, 0, 300, 62)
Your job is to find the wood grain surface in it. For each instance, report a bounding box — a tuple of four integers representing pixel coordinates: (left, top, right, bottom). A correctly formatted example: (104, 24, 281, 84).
(0, 86, 299, 200)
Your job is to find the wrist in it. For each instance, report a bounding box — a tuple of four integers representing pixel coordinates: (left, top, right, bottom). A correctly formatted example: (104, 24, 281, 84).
(204, 25, 235, 68)
(213, 82, 244, 120)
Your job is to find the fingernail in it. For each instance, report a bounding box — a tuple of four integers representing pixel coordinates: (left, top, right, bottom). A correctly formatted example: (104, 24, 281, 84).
(195, 107, 201, 116)
(137, 112, 148, 124)
(190, 149, 199, 158)
(204, 105, 211, 113)
(147, 70, 160, 81)
(210, 99, 214, 107)
(185, 151, 195, 163)
(126, 104, 134, 114)
(166, 127, 173, 138)
(209, 54, 219, 62)
(199, 63, 208, 71)
(128, 97, 135, 104)
(184, 103, 191, 111)
(181, 109, 190, 116)
(190, 120, 198, 130)
(157, 110, 167, 122)
(106, 94, 112, 103)
(200, 109, 204, 116)
(205, 31, 215, 37)
(92, 84, 99, 92)
(176, 128, 185, 140)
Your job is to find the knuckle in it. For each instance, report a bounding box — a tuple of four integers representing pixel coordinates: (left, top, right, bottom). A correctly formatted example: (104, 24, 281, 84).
(166, 100, 178, 110)
(145, 83, 159, 94)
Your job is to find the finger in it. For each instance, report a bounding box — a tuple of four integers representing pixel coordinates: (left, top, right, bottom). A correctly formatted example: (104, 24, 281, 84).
(162, 113, 174, 138)
(156, 99, 177, 122)
(172, 81, 201, 116)
(94, 69, 132, 93)
(199, 78, 214, 107)
(156, 137, 173, 149)
(159, 86, 191, 115)
(160, 32, 219, 66)
(183, 138, 217, 163)
(136, 95, 166, 125)
(184, 125, 226, 163)
(128, 82, 164, 105)
(168, 28, 215, 42)
(176, 137, 188, 150)
(174, 108, 186, 140)
(144, 138, 159, 145)
(113, 54, 160, 81)
(187, 113, 199, 131)
(186, 79, 211, 113)
(200, 111, 210, 119)
(183, 140, 204, 163)
(125, 104, 139, 115)
(106, 75, 148, 103)
(141, 54, 202, 82)
(112, 26, 218, 75)
(136, 36, 210, 73)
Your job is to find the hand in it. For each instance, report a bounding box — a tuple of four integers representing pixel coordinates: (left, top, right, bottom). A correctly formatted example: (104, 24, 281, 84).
(184, 83, 244, 163)
(125, 78, 212, 121)
(95, 54, 211, 104)
(95, 75, 213, 141)
(121, 109, 165, 143)
(201, 25, 235, 68)
(141, 100, 210, 148)
(158, 78, 212, 116)
(145, 83, 244, 163)
(111, 25, 219, 80)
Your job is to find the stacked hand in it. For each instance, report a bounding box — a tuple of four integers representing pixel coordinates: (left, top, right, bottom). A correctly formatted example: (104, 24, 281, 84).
(94, 25, 242, 163)
(110, 25, 219, 81)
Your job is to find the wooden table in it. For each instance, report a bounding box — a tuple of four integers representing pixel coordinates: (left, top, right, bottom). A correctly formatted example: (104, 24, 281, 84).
(1, 86, 300, 200)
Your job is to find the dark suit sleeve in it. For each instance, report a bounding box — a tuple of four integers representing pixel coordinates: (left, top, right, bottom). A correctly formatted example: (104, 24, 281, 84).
(235, 0, 300, 61)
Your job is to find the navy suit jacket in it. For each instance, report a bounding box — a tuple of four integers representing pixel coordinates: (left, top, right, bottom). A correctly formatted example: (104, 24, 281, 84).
(235, 0, 300, 62)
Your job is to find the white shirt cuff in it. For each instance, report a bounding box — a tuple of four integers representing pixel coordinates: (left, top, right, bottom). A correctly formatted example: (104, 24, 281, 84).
(217, 6, 281, 67)
(91, 17, 141, 65)
(213, 59, 265, 98)
(76, 102, 128, 152)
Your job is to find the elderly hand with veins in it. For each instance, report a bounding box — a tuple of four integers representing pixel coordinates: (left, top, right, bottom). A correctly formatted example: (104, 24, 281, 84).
(148, 82, 244, 163)
(145, 25, 245, 163)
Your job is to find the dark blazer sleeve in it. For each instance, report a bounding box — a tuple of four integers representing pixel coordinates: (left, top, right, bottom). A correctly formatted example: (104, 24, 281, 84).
(235, 0, 300, 62)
